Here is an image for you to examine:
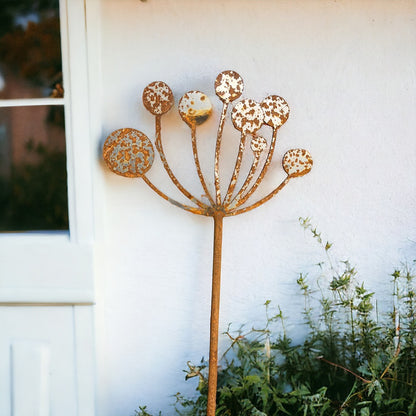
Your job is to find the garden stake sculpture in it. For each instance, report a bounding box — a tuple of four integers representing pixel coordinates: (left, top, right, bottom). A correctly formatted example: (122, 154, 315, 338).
(103, 70, 313, 416)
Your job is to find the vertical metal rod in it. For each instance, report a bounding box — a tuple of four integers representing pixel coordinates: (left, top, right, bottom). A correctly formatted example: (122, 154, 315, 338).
(207, 212, 224, 416)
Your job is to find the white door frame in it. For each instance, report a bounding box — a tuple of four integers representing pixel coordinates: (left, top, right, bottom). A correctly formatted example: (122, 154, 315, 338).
(0, 0, 100, 414)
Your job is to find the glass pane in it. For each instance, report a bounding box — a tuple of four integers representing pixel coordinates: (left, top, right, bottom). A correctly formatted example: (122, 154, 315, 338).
(0, 105, 68, 232)
(0, 0, 63, 99)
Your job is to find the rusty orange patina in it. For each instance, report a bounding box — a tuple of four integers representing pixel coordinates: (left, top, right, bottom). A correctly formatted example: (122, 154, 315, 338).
(103, 128, 154, 178)
(102, 70, 313, 416)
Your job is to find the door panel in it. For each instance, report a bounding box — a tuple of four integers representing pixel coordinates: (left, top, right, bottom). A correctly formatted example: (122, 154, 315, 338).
(11, 341, 51, 416)
(0, 307, 78, 416)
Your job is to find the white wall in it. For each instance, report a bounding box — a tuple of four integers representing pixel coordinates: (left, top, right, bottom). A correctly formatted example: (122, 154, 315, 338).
(92, 1, 416, 414)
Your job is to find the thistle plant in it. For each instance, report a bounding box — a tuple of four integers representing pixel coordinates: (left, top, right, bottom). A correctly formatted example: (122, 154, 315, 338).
(102, 70, 313, 416)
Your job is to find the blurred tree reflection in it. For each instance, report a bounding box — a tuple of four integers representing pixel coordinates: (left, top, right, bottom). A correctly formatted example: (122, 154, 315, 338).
(0, 0, 62, 96)
(0, 0, 68, 231)
(0, 140, 68, 231)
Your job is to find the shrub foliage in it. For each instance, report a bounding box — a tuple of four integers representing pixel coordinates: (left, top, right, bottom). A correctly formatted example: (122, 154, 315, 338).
(137, 219, 416, 415)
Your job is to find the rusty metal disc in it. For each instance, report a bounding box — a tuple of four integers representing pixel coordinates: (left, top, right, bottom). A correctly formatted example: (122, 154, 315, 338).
(261, 95, 290, 129)
(282, 149, 313, 178)
(142, 81, 174, 115)
(179, 91, 212, 126)
(250, 135, 267, 154)
(214, 70, 244, 103)
(231, 99, 264, 134)
(103, 128, 154, 178)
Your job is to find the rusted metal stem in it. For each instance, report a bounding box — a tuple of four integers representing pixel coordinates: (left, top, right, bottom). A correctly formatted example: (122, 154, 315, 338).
(191, 125, 215, 205)
(235, 128, 278, 208)
(227, 176, 291, 216)
(223, 133, 246, 206)
(227, 152, 261, 209)
(155, 116, 207, 209)
(142, 176, 208, 216)
(207, 212, 224, 416)
(214, 102, 228, 205)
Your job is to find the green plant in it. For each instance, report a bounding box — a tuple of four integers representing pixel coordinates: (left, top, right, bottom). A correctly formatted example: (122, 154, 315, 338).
(136, 218, 416, 415)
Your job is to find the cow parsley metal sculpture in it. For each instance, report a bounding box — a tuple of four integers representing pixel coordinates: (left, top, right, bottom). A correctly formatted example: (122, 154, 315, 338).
(103, 70, 313, 416)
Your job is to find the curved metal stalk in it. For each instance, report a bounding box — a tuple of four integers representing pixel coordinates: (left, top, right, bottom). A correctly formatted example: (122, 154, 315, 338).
(155, 115, 207, 209)
(142, 176, 208, 216)
(191, 125, 215, 206)
(234, 128, 278, 208)
(223, 133, 247, 206)
(226, 152, 261, 209)
(226, 176, 291, 216)
(214, 102, 229, 205)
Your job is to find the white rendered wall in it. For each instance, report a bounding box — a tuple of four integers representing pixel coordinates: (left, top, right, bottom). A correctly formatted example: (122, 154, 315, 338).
(93, 1, 416, 415)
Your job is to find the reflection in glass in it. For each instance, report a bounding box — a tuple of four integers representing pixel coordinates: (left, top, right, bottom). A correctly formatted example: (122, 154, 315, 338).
(0, 105, 68, 232)
(0, 0, 63, 99)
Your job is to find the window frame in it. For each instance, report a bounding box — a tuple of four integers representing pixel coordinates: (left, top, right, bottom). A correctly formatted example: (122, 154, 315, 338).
(0, 0, 96, 305)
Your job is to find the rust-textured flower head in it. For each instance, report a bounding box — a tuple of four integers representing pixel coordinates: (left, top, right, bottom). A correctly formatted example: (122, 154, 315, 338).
(214, 70, 244, 103)
(282, 148, 313, 178)
(261, 95, 290, 129)
(102, 70, 313, 219)
(179, 91, 212, 127)
(250, 136, 267, 155)
(231, 99, 264, 134)
(103, 128, 154, 178)
(143, 81, 174, 115)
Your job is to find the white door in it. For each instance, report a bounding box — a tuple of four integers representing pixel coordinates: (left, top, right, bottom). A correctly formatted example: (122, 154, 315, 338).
(0, 0, 97, 414)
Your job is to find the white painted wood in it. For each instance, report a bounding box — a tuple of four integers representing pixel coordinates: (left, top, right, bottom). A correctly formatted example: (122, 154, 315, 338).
(0, 236, 93, 302)
(85, 0, 106, 242)
(0, 290, 94, 305)
(11, 341, 51, 416)
(0, 0, 95, 297)
(62, 0, 95, 244)
(73, 306, 96, 416)
(0, 98, 65, 108)
(0, 1, 97, 415)
(0, 307, 78, 416)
